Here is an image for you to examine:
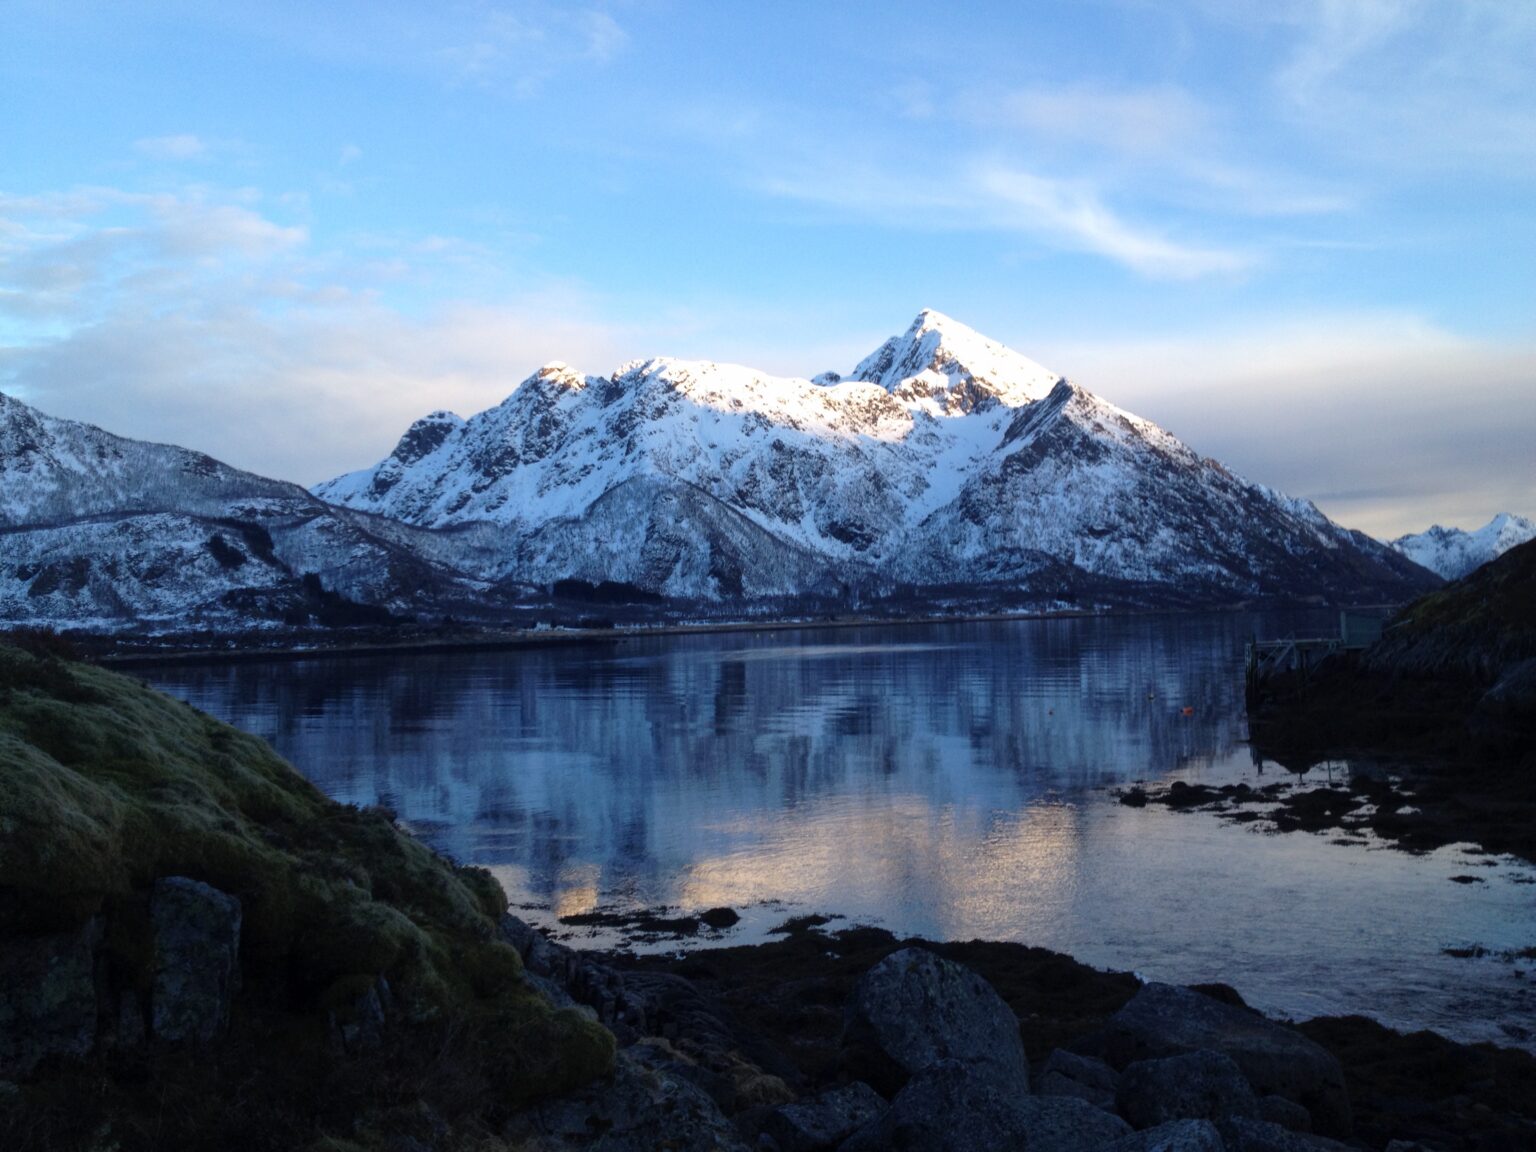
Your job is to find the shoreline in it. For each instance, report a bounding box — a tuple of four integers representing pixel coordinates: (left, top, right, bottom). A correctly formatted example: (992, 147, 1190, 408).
(83, 598, 1342, 669)
(508, 909, 1536, 1151)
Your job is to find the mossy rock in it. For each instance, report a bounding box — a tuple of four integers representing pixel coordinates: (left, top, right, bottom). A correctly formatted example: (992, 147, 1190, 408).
(0, 645, 613, 1146)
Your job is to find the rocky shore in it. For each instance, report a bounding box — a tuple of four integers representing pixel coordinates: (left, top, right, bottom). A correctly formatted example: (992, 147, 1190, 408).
(500, 912, 1536, 1152)
(5, 642, 1536, 1150)
(1238, 539, 1536, 864)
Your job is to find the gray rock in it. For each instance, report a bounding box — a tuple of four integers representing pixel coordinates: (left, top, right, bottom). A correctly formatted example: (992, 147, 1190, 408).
(764, 1082, 885, 1152)
(1102, 1119, 1226, 1152)
(1117, 1049, 1260, 1129)
(1038, 1047, 1119, 1110)
(840, 1060, 1129, 1152)
(1014, 1094, 1135, 1151)
(332, 976, 390, 1054)
(1218, 1116, 1352, 1151)
(150, 877, 241, 1044)
(0, 917, 101, 1079)
(1260, 1094, 1312, 1132)
(504, 1044, 750, 1151)
(842, 947, 1028, 1095)
(1103, 984, 1351, 1136)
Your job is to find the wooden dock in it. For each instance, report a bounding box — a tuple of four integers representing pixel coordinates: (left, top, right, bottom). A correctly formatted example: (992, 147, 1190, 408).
(1245, 611, 1385, 705)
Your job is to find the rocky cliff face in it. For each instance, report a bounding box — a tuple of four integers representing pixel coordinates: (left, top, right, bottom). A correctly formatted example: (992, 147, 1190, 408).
(318, 310, 1437, 607)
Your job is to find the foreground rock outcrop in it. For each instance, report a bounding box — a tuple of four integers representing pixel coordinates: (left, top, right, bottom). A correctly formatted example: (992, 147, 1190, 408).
(0, 644, 612, 1150)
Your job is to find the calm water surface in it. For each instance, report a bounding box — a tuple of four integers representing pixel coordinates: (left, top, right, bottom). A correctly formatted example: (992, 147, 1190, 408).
(142, 613, 1536, 1049)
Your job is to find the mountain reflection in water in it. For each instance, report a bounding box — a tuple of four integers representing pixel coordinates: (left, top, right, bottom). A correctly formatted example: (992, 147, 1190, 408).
(144, 613, 1536, 1050)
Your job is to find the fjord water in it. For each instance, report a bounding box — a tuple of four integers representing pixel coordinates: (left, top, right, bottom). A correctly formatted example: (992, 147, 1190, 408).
(143, 613, 1536, 1049)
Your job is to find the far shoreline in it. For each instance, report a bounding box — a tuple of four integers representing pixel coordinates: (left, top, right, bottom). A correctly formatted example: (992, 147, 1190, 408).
(89, 599, 1354, 669)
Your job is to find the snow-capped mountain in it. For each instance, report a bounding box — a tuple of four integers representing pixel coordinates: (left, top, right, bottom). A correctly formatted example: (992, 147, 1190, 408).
(1389, 513, 1536, 580)
(317, 310, 1436, 606)
(0, 391, 486, 630)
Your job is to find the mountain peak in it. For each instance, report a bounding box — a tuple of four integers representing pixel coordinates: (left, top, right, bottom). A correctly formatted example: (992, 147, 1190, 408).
(850, 310, 1060, 411)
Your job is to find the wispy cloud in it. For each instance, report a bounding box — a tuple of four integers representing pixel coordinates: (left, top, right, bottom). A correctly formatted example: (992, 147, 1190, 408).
(974, 165, 1252, 279)
(1271, 0, 1536, 172)
(438, 5, 627, 96)
(757, 154, 1253, 281)
(0, 183, 641, 482)
(134, 134, 210, 160)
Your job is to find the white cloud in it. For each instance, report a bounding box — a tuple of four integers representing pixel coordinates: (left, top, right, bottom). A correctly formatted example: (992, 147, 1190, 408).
(975, 84, 1211, 160)
(974, 165, 1253, 279)
(1273, 0, 1536, 173)
(438, 5, 627, 96)
(579, 10, 627, 64)
(0, 184, 642, 484)
(758, 155, 1253, 281)
(134, 134, 208, 160)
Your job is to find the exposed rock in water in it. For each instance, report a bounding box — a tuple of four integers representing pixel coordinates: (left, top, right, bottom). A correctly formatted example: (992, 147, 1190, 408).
(841, 945, 1029, 1096)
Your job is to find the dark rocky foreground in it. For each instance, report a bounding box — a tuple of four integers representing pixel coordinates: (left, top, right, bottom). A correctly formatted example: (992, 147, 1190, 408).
(497, 914, 1536, 1152)
(5, 643, 1536, 1151)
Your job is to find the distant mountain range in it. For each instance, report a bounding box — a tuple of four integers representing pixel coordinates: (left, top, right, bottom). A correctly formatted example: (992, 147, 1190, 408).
(1388, 514, 1536, 581)
(2, 311, 1441, 636)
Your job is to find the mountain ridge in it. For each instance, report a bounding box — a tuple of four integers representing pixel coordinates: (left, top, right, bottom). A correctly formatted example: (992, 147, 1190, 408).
(1389, 513, 1536, 580)
(315, 310, 1435, 607)
(0, 311, 1440, 634)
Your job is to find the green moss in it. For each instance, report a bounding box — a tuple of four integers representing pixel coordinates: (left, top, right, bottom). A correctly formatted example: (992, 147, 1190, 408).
(0, 644, 613, 1145)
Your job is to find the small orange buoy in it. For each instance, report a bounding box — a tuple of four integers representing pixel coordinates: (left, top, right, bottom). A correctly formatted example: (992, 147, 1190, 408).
(1181, 706, 1195, 717)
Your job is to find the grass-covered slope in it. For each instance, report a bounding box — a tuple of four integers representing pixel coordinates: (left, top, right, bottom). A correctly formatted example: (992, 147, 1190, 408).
(0, 642, 612, 1150)
(1364, 535, 1536, 682)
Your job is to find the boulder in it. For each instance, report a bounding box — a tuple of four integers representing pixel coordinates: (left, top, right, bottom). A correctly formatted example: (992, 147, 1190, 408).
(1116, 1049, 1260, 1129)
(1260, 1094, 1312, 1132)
(503, 1044, 749, 1151)
(841, 1060, 1129, 1152)
(1102, 984, 1351, 1136)
(1218, 1116, 1353, 1151)
(763, 1081, 885, 1151)
(1038, 1047, 1119, 1110)
(1102, 1119, 1226, 1152)
(0, 917, 101, 1079)
(149, 877, 241, 1044)
(842, 947, 1028, 1096)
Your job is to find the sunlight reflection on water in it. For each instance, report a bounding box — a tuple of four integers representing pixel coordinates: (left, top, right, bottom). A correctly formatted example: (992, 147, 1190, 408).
(143, 612, 1536, 1050)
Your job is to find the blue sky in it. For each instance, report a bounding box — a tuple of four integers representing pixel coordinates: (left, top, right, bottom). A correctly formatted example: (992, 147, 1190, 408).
(2, 0, 1532, 536)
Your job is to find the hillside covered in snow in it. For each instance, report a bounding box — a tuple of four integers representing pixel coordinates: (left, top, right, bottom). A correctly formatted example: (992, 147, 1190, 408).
(1389, 514, 1536, 580)
(317, 310, 1436, 609)
(1, 311, 1441, 635)
(0, 391, 491, 632)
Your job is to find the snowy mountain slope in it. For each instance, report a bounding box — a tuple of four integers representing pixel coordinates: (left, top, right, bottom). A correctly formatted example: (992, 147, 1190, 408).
(0, 391, 490, 629)
(1389, 513, 1536, 580)
(319, 310, 1437, 605)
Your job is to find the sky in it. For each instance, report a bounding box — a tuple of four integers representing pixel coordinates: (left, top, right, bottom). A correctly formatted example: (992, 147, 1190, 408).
(1, 0, 1532, 539)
